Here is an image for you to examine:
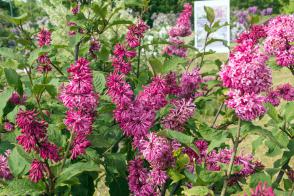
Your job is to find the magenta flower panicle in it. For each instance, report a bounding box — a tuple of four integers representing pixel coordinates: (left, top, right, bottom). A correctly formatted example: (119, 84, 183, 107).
(245, 182, 275, 196)
(9, 92, 26, 105)
(163, 3, 193, 57)
(3, 122, 14, 132)
(0, 150, 13, 180)
(38, 28, 51, 47)
(59, 57, 99, 159)
(264, 15, 294, 67)
(15, 109, 60, 165)
(29, 159, 46, 183)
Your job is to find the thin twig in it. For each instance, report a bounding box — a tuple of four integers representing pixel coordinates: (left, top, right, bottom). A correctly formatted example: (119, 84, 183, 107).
(170, 181, 181, 196)
(273, 158, 290, 188)
(136, 39, 142, 78)
(50, 62, 64, 76)
(160, 182, 167, 196)
(199, 29, 211, 67)
(211, 102, 224, 128)
(102, 135, 124, 155)
(60, 132, 74, 171)
(220, 118, 241, 196)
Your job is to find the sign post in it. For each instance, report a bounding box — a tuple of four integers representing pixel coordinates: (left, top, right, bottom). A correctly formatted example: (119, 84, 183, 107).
(194, 0, 230, 53)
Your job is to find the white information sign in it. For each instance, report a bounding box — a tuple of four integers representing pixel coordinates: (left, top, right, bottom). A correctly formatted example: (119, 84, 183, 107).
(194, 0, 230, 53)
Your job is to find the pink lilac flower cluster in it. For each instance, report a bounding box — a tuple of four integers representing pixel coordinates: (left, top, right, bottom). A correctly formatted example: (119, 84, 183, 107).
(235, 7, 272, 25)
(37, 29, 52, 73)
(89, 38, 101, 58)
(160, 68, 202, 131)
(38, 28, 51, 47)
(68, 4, 86, 36)
(226, 90, 266, 121)
(9, 92, 26, 105)
(0, 150, 12, 180)
(178, 68, 203, 99)
(71, 4, 80, 15)
(163, 3, 193, 57)
(220, 25, 272, 121)
(111, 20, 148, 74)
(265, 83, 294, 106)
(264, 15, 294, 67)
(161, 98, 195, 131)
(109, 75, 167, 138)
(107, 19, 204, 195)
(15, 109, 60, 182)
(3, 122, 14, 132)
(245, 182, 275, 196)
(260, 8, 273, 16)
(59, 58, 99, 159)
(128, 133, 173, 195)
(185, 140, 263, 185)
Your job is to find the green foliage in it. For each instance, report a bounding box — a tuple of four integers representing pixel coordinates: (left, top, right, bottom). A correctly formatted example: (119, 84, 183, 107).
(0, 179, 45, 196)
(8, 146, 31, 177)
(56, 161, 100, 187)
(0, 1, 293, 195)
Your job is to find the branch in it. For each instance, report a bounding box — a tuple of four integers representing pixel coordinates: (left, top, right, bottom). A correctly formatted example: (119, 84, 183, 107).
(211, 102, 224, 128)
(74, 39, 83, 62)
(272, 158, 290, 188)
(60, 132, 75, 171)
(50, 62, 64, 76)
(170, 181, 181, 196)
(220, 118, 241, 196)
(160, 182, 167, 196)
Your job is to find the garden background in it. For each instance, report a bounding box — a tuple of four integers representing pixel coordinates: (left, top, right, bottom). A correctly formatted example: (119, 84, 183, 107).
(0, 0, 293, 195)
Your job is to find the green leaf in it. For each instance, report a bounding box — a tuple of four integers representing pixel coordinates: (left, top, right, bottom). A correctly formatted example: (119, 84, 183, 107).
(6, 105, 24, 123)
(0, 88, 14, 117)
(265, 103, 280, 123)
(106, 176, 129, 196)
(184, 169, 197, 184)
(157, 130, 194, 147)
(207, 132, 228, 152)
(149, 57, 163, 74)
(4, 68, 23, 95)
(168, 169, 185, 184)
(8, 146, 32, 177)
(0, 47, 20, 60)
(0, 179, 45, 196)
(251, 137, 263, 154)
(0, 13, 29, 25)
(182, 186, 214, 196)
(0, 141, 14, 154)
(176, 154, 190, 169)
(32, 84, 46, 95)
(32, 84, 56, 98)
(204, 6, 215, 24)
(199, 170, 222, 184)
(265, 140, 282, 157)
(249, 172, 271, 188)
(45, 85, 57, 98)
(104, 153, 126, 177)
(282, 102, 294, 122)
(162, 56, 186, 74)
(92, 4, 108, 19)
(107, 19, 133, 28)
(28, 47, 49, 65)
(250, 15, 260, 24)
(56, 161, 99, 186)
(242, 122, 284, 149)
(93, 71, 106, 94)
(125, 0, 145, 8)
(206, 38, 227, 46)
